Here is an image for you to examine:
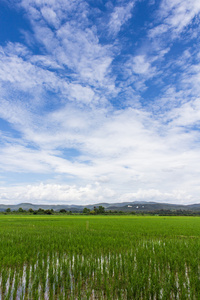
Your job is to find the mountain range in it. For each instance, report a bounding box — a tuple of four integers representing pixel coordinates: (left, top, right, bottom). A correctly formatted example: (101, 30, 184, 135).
(1, 201, 200, 212)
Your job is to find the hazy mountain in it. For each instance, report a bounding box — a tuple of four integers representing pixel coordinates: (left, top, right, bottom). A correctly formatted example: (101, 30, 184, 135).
(1, 201, 200, 212)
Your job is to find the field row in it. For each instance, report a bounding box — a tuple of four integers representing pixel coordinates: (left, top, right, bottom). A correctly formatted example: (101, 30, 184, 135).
(0, 216, 200, 299)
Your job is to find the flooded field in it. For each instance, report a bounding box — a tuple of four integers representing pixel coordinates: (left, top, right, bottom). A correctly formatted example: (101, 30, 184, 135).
(0, 215, 200, 299)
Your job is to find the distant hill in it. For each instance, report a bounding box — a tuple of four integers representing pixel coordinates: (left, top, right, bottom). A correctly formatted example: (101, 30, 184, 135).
(1, 201, 200, 212)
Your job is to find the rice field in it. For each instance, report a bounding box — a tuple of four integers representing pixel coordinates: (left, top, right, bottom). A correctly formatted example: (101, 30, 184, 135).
(0, 215, 200, 299)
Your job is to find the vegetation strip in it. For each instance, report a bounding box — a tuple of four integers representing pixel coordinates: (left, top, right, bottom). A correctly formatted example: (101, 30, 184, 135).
(0, 215, 200, 299)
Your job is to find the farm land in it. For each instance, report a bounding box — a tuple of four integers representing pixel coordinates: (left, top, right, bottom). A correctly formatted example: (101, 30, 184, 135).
(0, 215, 200, 299)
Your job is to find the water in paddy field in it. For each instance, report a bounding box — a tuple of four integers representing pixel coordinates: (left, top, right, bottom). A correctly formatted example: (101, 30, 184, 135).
(0, 240, 195, 299)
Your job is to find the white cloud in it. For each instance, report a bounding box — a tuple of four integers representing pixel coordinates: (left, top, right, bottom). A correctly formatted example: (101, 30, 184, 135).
(1, 0, 200, 205)
(16, 0, 115, 90)
(0, 45, 60, 90)
(131, 55, 151, 75)
(108, 2, 134, 36)
(149, 0, 200, 38)
(123, 54, 159, 92)
(167, 99, 200, 127)
(0, 183, 116, 205)
(0, 183, 197, 205)
(30, 55, 62, 69)
(55, 24, 113, 86)
(0, 43, 111, 110)
(41, 7, 59, 28)
(119, 189, 193, 204)
(1, 96, 200, 204)
(70, 84, 95, 104)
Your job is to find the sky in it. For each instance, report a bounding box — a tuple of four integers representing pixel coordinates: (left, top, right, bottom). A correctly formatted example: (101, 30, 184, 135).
(0, 0, 200, 205)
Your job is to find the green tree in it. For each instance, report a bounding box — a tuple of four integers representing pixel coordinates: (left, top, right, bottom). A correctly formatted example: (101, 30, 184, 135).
(83, 208, 90, 214)
(37, 208, 45, 214)
(93, 206, 105, 214)
(45, 209, 52, 215)
(98, 206, 105, 214)
(6, 208, 11, 213)
(18, 207, 24, 213)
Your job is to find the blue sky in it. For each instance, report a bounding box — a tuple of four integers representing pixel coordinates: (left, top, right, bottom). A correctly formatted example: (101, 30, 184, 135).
(0, 0, 200, 205)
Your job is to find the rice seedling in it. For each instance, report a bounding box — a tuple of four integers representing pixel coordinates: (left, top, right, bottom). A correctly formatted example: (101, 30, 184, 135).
(0, 215, 200, 299)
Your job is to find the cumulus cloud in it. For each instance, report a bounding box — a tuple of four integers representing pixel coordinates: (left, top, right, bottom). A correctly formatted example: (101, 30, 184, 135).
(0, 183, 197, 205)
(1, 98, 200, 204)
(0, 183, 116, 205)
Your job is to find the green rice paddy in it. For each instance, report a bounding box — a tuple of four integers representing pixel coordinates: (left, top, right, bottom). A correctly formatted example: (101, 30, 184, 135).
(0, 215, 200, 299)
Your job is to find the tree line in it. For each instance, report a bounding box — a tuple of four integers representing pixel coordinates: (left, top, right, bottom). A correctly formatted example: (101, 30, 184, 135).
(3, 207, 200, 216)
(3, 206, 106, 215)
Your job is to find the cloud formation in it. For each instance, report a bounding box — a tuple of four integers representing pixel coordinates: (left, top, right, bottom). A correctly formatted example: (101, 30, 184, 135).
(0, 0, 200, 204)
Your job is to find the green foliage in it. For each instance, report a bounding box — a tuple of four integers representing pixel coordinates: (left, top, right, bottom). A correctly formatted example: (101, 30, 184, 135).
(18, 207, 24, 213)
(98, 205, 105, 214)
(93, 206, 105, 214)
(45, 209, 52, 215)
(1, 215, 200, 298)
(83, 207, 90, 214)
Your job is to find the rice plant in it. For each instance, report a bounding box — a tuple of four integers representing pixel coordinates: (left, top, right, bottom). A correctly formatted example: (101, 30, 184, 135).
(0, 215, 200, 299)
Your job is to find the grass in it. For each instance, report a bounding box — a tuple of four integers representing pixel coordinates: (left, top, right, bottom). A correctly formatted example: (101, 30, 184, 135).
(0, 215, 200, 299)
